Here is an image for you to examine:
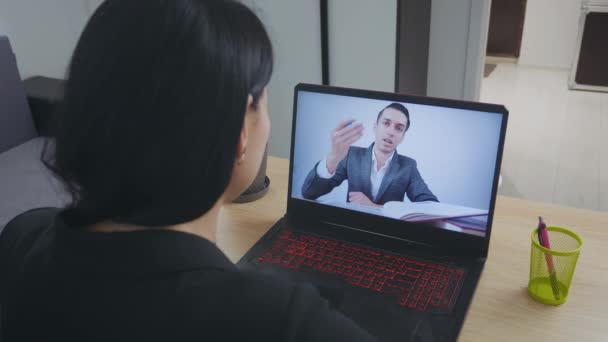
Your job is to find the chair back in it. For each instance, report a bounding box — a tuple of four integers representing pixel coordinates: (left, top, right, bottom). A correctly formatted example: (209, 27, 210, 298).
(0, 36, 36, 153)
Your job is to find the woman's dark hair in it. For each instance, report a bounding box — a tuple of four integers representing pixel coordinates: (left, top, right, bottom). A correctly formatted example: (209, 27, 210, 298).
(376, 103, 410, 131)
(43, 0, 273, 227)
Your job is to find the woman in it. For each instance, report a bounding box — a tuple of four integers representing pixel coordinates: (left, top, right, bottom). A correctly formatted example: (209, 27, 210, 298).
(0, 0, 375, 340)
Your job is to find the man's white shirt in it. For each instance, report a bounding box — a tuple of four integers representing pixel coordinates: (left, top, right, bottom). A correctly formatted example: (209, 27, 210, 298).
(316, 150, 396, 201)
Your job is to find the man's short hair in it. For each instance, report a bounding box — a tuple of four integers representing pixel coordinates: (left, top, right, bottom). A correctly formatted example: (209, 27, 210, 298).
(376, 103, 410, 131)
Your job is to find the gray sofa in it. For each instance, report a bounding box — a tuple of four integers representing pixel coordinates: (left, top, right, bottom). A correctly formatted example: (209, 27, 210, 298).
(0, 36, 68, 231)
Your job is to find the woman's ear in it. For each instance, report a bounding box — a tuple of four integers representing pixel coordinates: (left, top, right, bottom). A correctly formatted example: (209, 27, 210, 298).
(237, 95, 255, 163)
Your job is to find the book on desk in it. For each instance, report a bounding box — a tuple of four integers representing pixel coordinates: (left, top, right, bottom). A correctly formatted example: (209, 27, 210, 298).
(325, 200, 488, 229)
(383, 201, 488, 223)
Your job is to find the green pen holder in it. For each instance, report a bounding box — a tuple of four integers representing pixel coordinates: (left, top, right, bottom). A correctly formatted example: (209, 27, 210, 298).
(528, 226, 583, 305)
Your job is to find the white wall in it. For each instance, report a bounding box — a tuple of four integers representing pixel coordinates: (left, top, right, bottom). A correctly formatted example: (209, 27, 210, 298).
(253, 0, 397, 158)
(519, 0, 583, 69)
(0, 0, 101, 79)
(0, 0, 401, 160)
(427, 0, 491, 101)
(328, 0, 396, 93)
(0, 0, 322, 159)
(248, 1, 323, 159)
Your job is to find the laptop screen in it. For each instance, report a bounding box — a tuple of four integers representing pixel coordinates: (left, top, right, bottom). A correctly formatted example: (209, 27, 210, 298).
(290, 89, 505, 238)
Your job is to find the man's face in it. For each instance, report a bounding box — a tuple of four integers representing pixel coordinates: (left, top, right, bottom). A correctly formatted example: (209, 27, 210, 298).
(373, 108, 408, 154)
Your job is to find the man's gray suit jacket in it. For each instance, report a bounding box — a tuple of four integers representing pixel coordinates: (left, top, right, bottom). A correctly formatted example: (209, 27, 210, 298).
(301, 144, 438, 205)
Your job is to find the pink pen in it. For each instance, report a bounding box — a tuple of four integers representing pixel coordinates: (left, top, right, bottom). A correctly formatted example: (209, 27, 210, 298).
(538, 217, 560, 300)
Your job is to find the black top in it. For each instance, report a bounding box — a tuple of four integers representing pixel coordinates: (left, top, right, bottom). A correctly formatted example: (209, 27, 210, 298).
(0, 208, 375, 341)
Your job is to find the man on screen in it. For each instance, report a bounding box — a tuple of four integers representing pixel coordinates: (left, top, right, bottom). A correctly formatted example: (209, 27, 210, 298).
(301, 103, 438, 207)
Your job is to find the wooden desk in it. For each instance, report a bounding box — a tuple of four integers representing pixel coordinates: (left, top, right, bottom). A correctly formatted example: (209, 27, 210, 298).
(218, 157, 608, 342)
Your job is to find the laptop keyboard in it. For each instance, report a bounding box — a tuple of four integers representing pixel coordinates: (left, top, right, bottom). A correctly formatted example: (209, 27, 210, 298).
(255, 230, 466, 313)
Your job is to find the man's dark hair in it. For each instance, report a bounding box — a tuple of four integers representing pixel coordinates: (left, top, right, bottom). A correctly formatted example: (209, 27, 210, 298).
(376, 103, 410, 131)
(43, 0, 273, 227)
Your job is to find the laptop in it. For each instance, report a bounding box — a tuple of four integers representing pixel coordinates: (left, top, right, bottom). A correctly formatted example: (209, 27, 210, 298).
(238, 83, 508, 342)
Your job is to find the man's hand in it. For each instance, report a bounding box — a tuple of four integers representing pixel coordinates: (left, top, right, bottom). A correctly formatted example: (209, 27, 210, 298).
(326, 119, 363, 174)
(348, 192, 381, 207)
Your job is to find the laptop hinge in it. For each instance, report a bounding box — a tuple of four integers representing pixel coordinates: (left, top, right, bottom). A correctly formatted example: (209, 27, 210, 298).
(319, 220, 433, 248)
(285, 213, 487, 258)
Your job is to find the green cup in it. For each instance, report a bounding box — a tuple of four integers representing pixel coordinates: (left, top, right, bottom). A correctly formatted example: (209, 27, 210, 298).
(528, 226, 583, 305)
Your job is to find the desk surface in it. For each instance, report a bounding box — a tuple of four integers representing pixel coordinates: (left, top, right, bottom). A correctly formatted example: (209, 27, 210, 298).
(218, 156, 608, 342)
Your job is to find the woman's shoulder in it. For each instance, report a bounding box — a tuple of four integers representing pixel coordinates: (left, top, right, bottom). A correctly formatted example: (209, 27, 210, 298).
(3, 207, 59, 231)
(0, 207, 59, 297)
(0, 207, 59, 260)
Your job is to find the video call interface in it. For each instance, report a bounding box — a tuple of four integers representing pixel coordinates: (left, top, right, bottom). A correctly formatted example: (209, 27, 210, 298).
(290, 90, 504, 237)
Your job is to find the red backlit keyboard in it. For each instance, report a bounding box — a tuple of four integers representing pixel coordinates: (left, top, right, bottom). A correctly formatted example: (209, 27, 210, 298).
(256, 230, 465, 313)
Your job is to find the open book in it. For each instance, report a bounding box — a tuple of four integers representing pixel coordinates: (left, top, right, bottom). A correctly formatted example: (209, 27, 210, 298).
(325, 200, 383, 215)
(382, 201, 488, 222)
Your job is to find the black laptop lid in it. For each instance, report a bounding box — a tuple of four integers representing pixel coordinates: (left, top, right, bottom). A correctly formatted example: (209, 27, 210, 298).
(286, 84, 508, 256)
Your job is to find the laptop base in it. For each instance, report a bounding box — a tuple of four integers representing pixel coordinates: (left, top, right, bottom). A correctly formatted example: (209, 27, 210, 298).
(238, 217, 485, 342)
